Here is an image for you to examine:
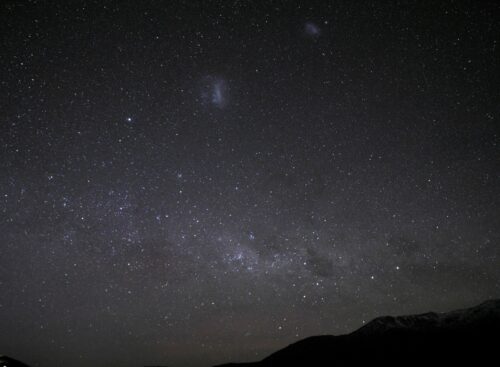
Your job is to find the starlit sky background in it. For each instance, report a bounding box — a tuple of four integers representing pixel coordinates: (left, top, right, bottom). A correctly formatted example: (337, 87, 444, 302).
(1, 1, 499, 367)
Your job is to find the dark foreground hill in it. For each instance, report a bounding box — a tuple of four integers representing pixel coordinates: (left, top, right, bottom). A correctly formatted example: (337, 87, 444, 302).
(0, 356, 30, 367)
(2, 300, 499, 367)
(215, 299, 500, 367)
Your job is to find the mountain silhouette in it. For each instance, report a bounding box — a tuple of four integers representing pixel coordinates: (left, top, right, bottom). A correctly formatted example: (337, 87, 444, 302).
(2, 300, 499, 367)
(0, 356, 30, 367)
(215, 299, 500, 366)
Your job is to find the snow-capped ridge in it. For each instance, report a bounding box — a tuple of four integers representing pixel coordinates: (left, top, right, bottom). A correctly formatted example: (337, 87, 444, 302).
(353, 299, 500, 336)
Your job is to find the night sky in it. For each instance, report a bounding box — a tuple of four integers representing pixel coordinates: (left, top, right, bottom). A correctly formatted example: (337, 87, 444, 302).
(1, 1, 499, 367)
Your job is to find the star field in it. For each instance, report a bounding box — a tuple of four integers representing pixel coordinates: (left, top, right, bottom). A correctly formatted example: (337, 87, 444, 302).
(1, 1, 499, 367)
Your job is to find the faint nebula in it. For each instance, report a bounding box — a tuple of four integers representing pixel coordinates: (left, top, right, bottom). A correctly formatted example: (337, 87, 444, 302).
(304, 21, 321, 37)
(200, 76, 228, 108)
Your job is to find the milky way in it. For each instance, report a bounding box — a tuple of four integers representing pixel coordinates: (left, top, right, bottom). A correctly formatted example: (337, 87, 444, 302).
(1, 1, 499, 367)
